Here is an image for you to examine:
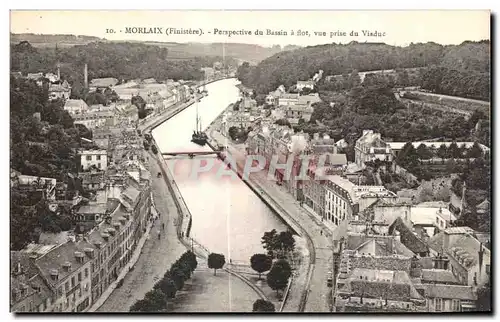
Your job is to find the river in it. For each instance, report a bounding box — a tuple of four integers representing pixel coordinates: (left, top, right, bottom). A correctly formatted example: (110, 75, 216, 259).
(152, 78, 287, 263)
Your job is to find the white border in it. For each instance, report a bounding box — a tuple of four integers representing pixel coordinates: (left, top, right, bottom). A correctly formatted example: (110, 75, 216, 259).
(3, 1, 497, 322)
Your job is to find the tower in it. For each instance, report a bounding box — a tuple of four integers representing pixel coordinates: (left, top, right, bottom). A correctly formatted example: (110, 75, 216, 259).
(84, 63, 88, 89)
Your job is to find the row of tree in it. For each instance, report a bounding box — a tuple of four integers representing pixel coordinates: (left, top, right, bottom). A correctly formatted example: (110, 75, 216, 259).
(397, 141, 486, 164)
(129, 250, 198, 312)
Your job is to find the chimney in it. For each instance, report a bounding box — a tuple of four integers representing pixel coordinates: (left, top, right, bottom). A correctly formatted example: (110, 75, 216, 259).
(84, 248, 95, 258)
(62, 262, 72, 272)
(101, 233, 109, 242)
(84, 63, 88, 89)
(478, 243, 484, 276)
(49, 269, 59, 281)
(113, 222, 121, 231)
(94, 241, 102, 249)
(75, 251, 85, 263)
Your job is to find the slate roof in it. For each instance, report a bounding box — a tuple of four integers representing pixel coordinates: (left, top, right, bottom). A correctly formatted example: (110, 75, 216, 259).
(34, 240, 95, 289)
(90, 78, 118, 88)
(421, 269, 459, 284)
(417, 284, 476, 301)
(389, 217, 429, 254)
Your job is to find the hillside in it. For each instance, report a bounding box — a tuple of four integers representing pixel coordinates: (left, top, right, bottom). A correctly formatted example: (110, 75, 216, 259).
(238, 40, 490, 101)
(11, 33, 286, 64)
(11, 41, 233, 98)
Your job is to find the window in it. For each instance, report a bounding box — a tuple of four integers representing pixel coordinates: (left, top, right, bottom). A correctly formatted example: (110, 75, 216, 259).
(96, 155, 101, 161)
(86, 156, 92, 161)
(436, 217, 439, 224)
(452, 300, 461, 312)
(97, 163, 101, 169)
(71, 276, 75, 288)
(65, 281, 69, 291)
(435, 298, 443, 311)
(85, 268, 89, 278)
(78, 272, 82, 282)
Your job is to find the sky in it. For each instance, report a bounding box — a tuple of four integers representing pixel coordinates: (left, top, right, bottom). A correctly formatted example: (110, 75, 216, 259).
(10, 10, 490, 48)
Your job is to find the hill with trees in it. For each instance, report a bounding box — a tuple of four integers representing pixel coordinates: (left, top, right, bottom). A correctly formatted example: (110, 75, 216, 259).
(11, 33, 288, 64)
(237, 40, 490, 101)
(11, 41, 232, 92)
(10, 76, 92, 250)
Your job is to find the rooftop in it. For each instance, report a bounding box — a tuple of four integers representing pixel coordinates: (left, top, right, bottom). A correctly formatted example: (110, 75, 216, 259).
(417, 284, 476, 301)
(90, 78, 119, 88)
(34, 240, 96, 288)
(421, 269, 459, 284)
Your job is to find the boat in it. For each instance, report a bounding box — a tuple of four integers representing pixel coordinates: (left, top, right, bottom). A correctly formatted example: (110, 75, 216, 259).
(191, 96, 208, 146)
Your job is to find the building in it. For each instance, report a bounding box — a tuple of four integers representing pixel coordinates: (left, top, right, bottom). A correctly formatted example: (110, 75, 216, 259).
(283, 104, 314, 122)
(302, 167, 328, 219)
(278, 93, 299, 106)
(64, 99, 89, 116)
(309, 133, 338, 154)
(324, 175, 359, 226)
(296, 80, 315, 91)
(427, 227, 490, 287)
(79, 171, 106, 191)
(48, 81, 71, 101)
(201, 67, 215, 80)
(334, 231, 425, 312)
(416, 284, 477, 312)
(79, 150, 108, 171)
(355, 130, 393, 169)
(89, 78, 119, 91)
(11, 239, 96, 312)
(11, 173, 57, 201)
(411, 202, 457, 237)
(73, 110, 116, 130)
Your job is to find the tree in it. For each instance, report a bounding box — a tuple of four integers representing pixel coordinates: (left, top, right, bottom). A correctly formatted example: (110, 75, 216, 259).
(154, 277, 177, 299)
(266, 260, 292, 297)
(448, 142, 461, 159)
(167, 269, 186, 291)
(466, 142, 483, 159)
(277, 231, 296, 257)
(437, 144, 448, 159)
(252, 299, 276, 312)
(129, 289, 167, 312)
(250, 253, 273, 280)
(262, 229, 279, 257)
(151, 144, 158, 155)
(416, 144, 433, 160)
(228, 126, 239, 140)
(207, 253, 225, 276)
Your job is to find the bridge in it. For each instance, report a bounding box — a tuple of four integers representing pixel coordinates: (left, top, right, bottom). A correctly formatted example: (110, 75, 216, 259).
(162, 151, 223, 158)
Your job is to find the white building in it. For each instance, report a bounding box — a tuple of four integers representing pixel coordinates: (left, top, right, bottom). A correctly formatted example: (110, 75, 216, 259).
(63, 99, 89, 116)
(411, 201, 457, 237)
(79, 150, 108, 171)
(355, 130, 393, 169)
(296, 80, 315, 91)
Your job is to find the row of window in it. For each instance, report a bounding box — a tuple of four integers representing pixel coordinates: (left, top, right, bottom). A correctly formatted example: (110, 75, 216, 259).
(85, 155, 103, 161)
(434, 298, 461, 312)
